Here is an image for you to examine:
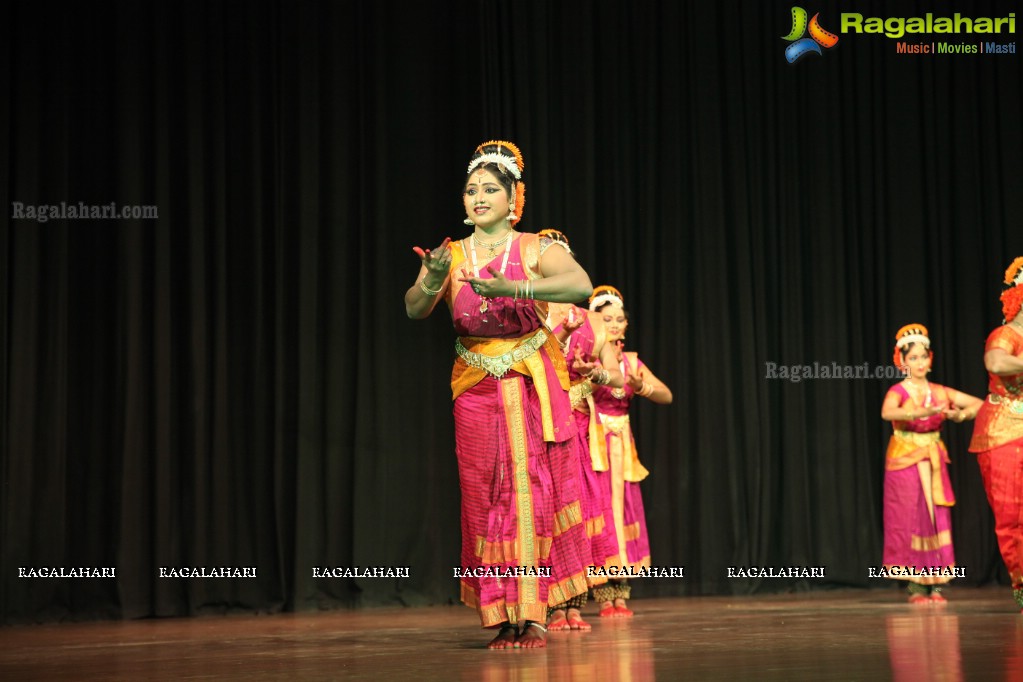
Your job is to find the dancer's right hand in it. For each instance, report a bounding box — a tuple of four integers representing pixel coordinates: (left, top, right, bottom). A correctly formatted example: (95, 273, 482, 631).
(413, 237, 452, 275)
(562, 306, 586, 333)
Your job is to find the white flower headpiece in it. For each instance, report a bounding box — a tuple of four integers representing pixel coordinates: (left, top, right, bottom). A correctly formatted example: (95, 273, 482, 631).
(895, 323, 930, 350)
(895, 333, 930, 350)
(589, 293, 624, 312)
(467, 153, 522, 180)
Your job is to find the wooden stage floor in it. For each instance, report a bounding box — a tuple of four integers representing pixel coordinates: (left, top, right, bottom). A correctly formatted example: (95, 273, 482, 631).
(3, 587, 1022, 680)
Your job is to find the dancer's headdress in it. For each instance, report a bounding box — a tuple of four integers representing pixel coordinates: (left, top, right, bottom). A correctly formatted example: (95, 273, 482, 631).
(892, 323, 932, 367)
(1001, 257, 1023, 323)
(467, 140, 526, 226)
(589, 285, 624, 312)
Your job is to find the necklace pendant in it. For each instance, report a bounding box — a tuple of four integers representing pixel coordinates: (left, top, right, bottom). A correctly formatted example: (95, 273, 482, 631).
(480, 299, 489, 313)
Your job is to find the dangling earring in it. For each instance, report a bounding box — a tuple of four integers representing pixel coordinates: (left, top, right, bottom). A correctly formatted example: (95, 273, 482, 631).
(464, 217, 474, 225)
(507, 204, 517, 222)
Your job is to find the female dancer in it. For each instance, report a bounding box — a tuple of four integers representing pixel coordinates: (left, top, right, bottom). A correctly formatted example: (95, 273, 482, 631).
(405, 141, 593, 648)
(588, 285, 673, 617)
(539, 230, 623, 632)
(969, 258, 1023, 610)
(880, 324, 982, 603)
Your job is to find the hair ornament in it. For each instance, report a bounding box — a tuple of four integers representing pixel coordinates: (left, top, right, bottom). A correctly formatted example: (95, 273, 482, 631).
(894, 323, 930, 350)
(1001, 256, 1023, 322)
(466, 140, 526, 226)
(1004, 257, 1023, 286)
(467, 140, 524, 179)
(589, 284, 625, 311)
(892, 323, 933, 368)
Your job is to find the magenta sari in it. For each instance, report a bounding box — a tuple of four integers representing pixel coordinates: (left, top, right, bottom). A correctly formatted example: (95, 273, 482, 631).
(590, 351, 652, 572)
(446, 233, 590, 627)
(555, 311, 622, 579)
(882, 383, 956, 584)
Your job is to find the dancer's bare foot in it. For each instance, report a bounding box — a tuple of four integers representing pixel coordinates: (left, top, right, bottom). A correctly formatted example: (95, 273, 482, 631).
(548, 608, 571, 631)
(599, 600, 616, 618)
(566, 607, 591, 630)
(487, 623, 518, 649)
(613, 598, 634, 617)
(515, 621, 547, 648)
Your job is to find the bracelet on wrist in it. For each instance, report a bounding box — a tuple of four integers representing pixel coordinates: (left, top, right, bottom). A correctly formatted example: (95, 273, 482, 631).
(419, 279, 442, 296)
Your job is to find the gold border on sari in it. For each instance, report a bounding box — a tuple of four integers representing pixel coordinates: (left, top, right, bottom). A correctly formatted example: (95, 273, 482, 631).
(473, 536, 553, 564)
(500, 377, 539, 610)
(911, 530, 952, 552)
(552, 500, 583, 537)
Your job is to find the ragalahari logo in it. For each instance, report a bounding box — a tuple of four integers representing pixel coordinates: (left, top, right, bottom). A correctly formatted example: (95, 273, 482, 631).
(783, 7, 839, 63)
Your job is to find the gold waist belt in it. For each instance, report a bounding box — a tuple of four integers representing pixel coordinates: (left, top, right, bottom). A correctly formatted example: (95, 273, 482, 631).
(599, 413, 631, 434)
(569, 380, 594, 409)
(989, 394, 1023, 414)
(455, 329, 548, 379)
(892, 430, 942, 447)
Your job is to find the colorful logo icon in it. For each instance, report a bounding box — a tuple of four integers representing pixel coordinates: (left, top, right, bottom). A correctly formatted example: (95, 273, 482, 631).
(783, 7, 839, 63)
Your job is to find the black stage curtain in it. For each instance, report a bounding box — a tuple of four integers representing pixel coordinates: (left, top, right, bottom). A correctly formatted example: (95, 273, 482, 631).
(2, 0, 1021, 621)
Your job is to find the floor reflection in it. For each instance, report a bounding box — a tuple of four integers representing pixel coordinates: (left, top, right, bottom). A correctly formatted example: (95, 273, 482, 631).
(886, 610, 963, 682)
(473, 621, 654, 682)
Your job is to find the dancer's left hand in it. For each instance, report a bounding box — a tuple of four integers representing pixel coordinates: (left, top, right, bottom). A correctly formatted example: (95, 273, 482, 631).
(459, 266, 512, 297)
(625, 369, 645, 392)
(572, 349, 601, 377)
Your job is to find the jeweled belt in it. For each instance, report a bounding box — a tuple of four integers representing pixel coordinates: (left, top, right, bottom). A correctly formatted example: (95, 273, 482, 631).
(598, 413, 631, 434)
(989, 394, 1023, 415)
(893, 429, 941, 446)
(569, 380, 594, 409)
(455, 329, 547, 379)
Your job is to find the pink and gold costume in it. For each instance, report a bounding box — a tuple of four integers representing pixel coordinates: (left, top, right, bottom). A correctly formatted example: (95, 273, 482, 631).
(882, 383, 957, 584)
(446, 232, 590, 626)
(555, 310, 623, 578)
(590, 350, 652, 574)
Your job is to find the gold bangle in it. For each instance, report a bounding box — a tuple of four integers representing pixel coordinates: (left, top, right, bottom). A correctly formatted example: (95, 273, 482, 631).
(419, 279, 442, 296)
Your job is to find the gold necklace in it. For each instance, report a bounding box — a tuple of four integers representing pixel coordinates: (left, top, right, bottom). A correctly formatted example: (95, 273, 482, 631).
(473, 230, 512, 258)
(467, 234, 513, 314)
(611, 358, 627, 399)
